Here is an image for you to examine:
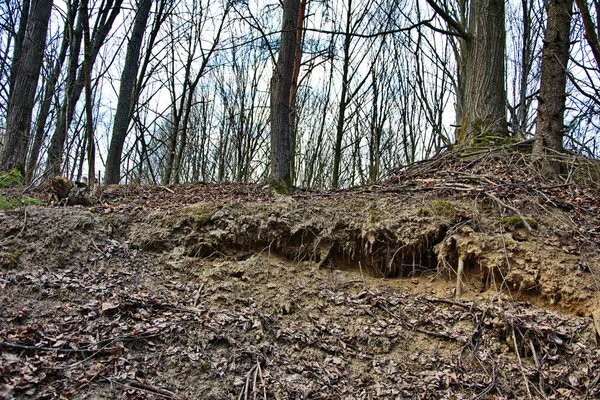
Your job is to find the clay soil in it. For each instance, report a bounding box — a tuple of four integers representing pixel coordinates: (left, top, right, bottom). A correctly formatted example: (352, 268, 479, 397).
(1, 150, 600, 399)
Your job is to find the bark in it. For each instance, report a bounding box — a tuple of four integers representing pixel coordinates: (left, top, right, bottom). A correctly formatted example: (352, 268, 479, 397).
(270, 0, 299, 190)
(105, 0, 153, 184)
(7, 0, 30, 102)
(1, 0, 52, 173)
(459, 0, 508, 143)
(532, 0, 573, 170)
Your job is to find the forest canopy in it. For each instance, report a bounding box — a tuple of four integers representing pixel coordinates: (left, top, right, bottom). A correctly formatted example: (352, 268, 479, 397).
(0, 0, 598, 188)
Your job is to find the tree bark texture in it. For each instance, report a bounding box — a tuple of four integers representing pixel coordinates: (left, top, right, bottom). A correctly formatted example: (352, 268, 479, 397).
(533, 0, 573, 164)
(460, 0, 508, 143)
(8, 0, 30, 104)
(105, 0, 153, 184)
(1, 0, 52, 173)
(270, 0, 299, 189)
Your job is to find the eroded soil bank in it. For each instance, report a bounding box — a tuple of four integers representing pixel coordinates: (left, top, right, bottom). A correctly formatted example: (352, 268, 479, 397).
(1, 151, 600, 398)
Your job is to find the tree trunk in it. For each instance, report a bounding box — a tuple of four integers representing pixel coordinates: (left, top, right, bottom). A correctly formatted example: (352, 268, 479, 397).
(1, 0, 52, 173)
(459, 0, 508, 144)
(81, 0, 95, 187)
(46, 0, 123, 176)
(105, 0, 152, 184)
(26, 0, 78, 182)
(331, 0, 353, 188)
(532, 0, 573, 170)
(7, 0, 30, 103)
(270, 0, 299, 190)
(288, 0, 306, 185)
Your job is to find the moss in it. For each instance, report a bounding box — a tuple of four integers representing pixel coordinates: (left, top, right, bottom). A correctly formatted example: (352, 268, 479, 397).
(417, 200, 456, 222)
(0, 196, 44, 210)
(416, 207, 429, 217)
(431, 200, 457, 221)
(181, 203, 216, 228)
(1, 248, 23, 268)
(500, 216, 538, 230)
(0, 169, 23, 188)
(367, 207, 381, 223)
(273, 182, 290, 195)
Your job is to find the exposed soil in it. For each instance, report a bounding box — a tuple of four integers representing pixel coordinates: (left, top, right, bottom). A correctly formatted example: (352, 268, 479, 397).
(1, 149, 600, 399)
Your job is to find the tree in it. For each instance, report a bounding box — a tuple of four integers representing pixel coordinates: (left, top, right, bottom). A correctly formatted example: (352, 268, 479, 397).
(105, 0, 153, 184)
(460, 0, 508, 142)
(426, 0, 508, 144)
(532, 0, 573, 170)
(1, 0, 53, 173)
(26, 0, 80, 182)
(270, 0, 299, 190)
(46, 0, 124, 176)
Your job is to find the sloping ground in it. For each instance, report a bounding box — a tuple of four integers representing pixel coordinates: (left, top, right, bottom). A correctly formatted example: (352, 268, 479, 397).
(1, 149, 600, 399)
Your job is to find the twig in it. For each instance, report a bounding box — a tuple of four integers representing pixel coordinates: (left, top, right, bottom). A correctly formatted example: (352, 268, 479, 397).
(484, 191, 533, 232)
(100, 376, 180, 399)
(158, 185, 175, 194)
(512, 328, 533, 399)
(256, 360, 267, 400)
(127, 380, 180, 399)
(0, 341, 117, 355)
(456, 256, 465, 297)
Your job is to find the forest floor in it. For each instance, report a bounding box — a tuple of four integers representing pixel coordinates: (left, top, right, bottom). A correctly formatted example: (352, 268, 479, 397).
(1, 147, 600, 399)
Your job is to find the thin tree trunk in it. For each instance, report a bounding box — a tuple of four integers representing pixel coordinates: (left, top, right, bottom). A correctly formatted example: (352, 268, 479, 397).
(81, 0, 95, 186)
(332, 0, 352, 188)
(105, 0, 152, 184)
(46, 0, 123, 176)
(1, 0, 52, 173)
(270, 0, 299, 190)
(7, 0, 30, 103)
(574, 0, 600, 69)
(288, 0, 306, 185)
(26, 0, 77, 182)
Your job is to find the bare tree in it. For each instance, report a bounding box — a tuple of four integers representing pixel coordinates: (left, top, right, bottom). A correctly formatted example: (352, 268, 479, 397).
(533, 0, 573, 171)
(46, 0, 124, 176)
(1, 0, 53, 173)
(270, 0, 299, 190)
(105, 0, 154, 184)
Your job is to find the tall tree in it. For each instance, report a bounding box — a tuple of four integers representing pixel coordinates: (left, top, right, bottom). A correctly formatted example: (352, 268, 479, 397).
(7, 0, 30, 105)
(81, 0, 95, 186)
(426, 0, 508, 144)
(270, 0, 299, 190)
(1, 0, 53, 173)
(26, 0, 80, 182)
(460, 0, 508, 142)
(105, 0, 153, 184)
(46, 0, 123, 176)
(532, 0, 573, 170)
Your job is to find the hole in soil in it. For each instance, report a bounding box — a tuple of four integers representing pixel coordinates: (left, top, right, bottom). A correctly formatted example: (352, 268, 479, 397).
(329, 225, 449, 278)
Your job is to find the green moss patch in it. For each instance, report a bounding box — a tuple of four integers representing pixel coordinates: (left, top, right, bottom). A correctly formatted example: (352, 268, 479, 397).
(500, 215, 538, 230)
(417, 200, 457, 222)
(0, 196, 44, 210)
(0, 169, 23, 188)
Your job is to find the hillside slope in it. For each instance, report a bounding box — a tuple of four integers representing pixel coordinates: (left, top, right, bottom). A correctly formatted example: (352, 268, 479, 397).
(1, 149, 600, 399)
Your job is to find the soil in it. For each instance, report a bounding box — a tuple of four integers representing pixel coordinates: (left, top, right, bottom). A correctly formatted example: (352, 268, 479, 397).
(1, 149, 600, 399)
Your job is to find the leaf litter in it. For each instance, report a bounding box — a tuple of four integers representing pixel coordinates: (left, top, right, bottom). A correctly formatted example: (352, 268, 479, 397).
(1, 149, 600, 399)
